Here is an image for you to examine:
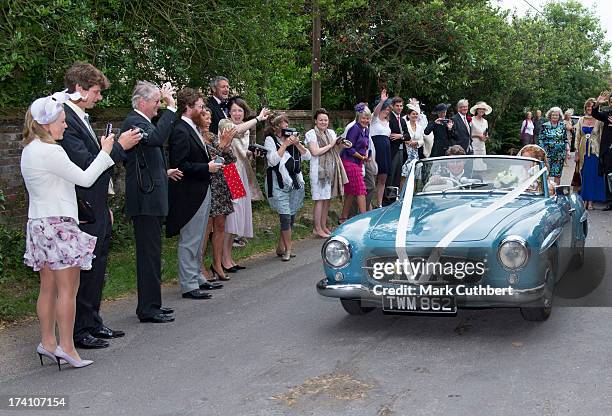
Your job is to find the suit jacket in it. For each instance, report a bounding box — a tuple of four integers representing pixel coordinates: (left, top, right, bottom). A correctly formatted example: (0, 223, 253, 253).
(59, 105, 127, 234)
(165, 118, 212, 237)
(121, 109, 176, 217)
(388, 112, 410, 160)
(424, 121, 455, 158)
(207, 96, 227, 135)
(451, 113, 473, 154)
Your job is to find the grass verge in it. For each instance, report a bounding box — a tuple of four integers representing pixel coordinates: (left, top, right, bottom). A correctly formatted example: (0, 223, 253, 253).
(0, 199, 328, 324)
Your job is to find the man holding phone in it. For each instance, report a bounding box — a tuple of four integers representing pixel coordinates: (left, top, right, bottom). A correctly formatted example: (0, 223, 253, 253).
(59, 61, 141, 349)
(166, 88, 225, 299)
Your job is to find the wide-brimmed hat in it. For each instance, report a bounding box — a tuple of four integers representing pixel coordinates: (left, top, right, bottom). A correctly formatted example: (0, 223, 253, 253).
(406, 103, 420, 114)
(432, 103, 449, 113)
(470, 101, 492, 115)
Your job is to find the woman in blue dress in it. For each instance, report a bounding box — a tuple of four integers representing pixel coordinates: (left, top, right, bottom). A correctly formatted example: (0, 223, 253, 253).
(538, 106, 568, 185)
(574, 98, 605, 209)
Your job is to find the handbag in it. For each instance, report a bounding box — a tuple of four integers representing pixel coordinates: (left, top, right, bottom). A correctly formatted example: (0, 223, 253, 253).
(77, 197, 96, 224)
(571, 165, 581, 187)
(223, 163, 247, 200)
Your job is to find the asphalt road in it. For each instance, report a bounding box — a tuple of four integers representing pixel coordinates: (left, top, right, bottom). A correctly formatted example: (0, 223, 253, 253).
(1, 159, 611, 416)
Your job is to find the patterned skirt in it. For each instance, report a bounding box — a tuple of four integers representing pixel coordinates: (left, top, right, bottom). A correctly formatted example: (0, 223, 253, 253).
(342, 159, 367, 196)
(24, 216, 97, 271)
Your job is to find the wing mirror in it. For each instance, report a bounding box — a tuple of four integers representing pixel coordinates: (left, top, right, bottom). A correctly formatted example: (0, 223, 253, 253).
(554, 185, 570, 198)
(385, 186, 399, 201)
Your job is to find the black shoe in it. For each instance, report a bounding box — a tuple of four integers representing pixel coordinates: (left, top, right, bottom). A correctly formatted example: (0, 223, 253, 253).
(233, 265, 246, 270)
(139, 313, 175, 323)
(75, 334, 109, 349)
(222, 265, 238, 273)
(200, 281, 223, 290)
(603, 205, 612, 211)
(159, 307, 174, 315)
(92, 326, 125, 339)
(182, 289, 213, 299)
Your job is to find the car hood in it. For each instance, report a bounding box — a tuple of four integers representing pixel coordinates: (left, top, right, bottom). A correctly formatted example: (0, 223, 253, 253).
(369, 194, 540, 243)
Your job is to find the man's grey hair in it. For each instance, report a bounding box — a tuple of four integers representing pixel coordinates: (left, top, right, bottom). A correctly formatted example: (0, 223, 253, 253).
(457, 99, 469, 109)
(209, 76, 229, 91)
(131, 81, 159, 109)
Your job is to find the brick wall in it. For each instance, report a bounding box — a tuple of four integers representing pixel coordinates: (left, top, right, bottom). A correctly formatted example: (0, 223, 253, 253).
(0, 109, 354, 228)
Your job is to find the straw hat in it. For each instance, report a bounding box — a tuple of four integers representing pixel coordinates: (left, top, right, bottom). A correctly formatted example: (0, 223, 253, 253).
(470, 101, 492, 115)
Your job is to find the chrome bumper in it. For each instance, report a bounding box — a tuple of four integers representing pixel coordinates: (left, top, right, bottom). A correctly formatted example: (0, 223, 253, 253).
(316, 278, 546, 307)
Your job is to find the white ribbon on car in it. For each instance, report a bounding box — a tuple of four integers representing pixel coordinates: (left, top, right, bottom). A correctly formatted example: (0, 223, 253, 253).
(395, 163, 547, 277)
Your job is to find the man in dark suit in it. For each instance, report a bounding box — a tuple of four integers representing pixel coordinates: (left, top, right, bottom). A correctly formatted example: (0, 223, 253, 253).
(121, 81, 181, 323)
(425, 103, 456, 158)
(451, 99, 473, 154)
(207, 76, 230, 134)
(59, 62, 142, 349)
(166, 88, 224, 299)
(387, 96, 410, 188)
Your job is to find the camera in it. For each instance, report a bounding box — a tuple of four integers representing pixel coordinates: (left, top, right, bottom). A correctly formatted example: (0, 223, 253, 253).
(131, 126, 149, 144)
(248, 143, 268, 156)
(441, 119, 450, 124)
(282, 128, 298, 137)
(336, 137, 352, 148)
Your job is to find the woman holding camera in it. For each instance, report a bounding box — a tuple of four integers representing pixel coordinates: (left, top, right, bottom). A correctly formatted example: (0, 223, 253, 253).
(264, 114, 311, 261)
(194, 108, 237, 280)
(21, 92, 116, 369)
(220, 99, 269, 272)
(304, 108, 349, 238)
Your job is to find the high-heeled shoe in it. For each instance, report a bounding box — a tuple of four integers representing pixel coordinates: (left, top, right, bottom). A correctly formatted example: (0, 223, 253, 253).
(36, 344, 65, 366)
(210, 264, 230, 281)
(233, 264, 246, 270)
(54, 346, 93, 370)
(222, 265, 238, 273)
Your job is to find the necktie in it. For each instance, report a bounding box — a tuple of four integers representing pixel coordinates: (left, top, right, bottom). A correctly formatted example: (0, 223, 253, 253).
(462, 115, 469, 131)
(83, 114, 99, 147)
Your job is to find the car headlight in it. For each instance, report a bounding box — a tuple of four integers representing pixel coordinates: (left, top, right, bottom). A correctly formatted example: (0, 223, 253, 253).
(322, 237, 351, 268)
(498, 236, 529, 270)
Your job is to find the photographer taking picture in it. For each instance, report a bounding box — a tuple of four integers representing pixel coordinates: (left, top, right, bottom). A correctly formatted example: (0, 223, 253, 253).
(264, 114, 311, 261)
(425, 103, 456, 158)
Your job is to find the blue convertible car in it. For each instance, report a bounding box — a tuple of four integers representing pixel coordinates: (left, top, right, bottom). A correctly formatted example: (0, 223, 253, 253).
(317, 155, 587, 321)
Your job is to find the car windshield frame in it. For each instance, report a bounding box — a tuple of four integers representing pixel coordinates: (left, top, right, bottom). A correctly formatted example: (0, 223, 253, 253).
(401, 155, 548, 199)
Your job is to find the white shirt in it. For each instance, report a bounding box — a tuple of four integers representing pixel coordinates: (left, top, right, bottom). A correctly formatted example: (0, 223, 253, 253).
(264, 135, 311, 188)
(181, 115, 204, 142)
(369, 116, 391, 137)
(521, 119, 534, 135)
(21, 139, 114, 221)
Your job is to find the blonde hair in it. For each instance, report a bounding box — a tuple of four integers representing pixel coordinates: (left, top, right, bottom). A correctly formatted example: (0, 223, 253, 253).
(518, 144, 550, 170)
(22, 108, 56, 146)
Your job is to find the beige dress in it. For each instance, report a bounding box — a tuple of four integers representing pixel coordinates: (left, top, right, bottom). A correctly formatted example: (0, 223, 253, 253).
(470, 117, 488, 171)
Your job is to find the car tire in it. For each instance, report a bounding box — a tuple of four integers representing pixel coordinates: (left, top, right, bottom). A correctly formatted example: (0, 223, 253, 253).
(520, 265, 553, 321)
(340, 299, 375, 315)
(572, 240, 585, 269)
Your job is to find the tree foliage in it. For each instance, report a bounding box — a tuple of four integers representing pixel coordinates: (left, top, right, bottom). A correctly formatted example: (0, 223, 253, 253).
(1, 0, 610, 151)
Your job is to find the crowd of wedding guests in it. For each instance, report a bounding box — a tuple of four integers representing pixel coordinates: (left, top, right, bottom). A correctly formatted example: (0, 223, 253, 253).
(520, 96, 612, 211)
(19, 60, 612, 369)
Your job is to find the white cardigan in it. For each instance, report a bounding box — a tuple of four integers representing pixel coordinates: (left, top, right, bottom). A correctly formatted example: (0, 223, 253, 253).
(21, 139, 115, 221)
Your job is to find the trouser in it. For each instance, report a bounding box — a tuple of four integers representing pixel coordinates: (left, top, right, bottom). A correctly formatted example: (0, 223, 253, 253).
(132, 215, 163, 319)
(178, 191, 212, 293)
(74, 212, 112, 341)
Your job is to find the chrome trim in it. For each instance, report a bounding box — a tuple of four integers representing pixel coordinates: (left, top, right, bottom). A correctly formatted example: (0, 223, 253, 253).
(321, 235, 352, 269)
(497, 235, 530, 271)
(539, 227, 563, 254)
(512, 283, 545, 294)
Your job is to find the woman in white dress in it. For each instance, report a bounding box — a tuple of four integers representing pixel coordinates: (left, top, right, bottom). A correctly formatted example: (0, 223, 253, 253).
(220, 99, 270, 272)
(400, 104, 425, 183)
(305, 109, 349, 238)
(469, 101, 492, 171)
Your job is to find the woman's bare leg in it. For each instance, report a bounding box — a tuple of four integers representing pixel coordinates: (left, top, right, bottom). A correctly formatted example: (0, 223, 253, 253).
(38, 267, 58, 351)
(55, 267, 82, 360)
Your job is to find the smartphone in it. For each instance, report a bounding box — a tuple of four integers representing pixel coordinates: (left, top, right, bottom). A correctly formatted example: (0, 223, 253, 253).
(214, 156, 224, 164)
(104, 122, 113, 138)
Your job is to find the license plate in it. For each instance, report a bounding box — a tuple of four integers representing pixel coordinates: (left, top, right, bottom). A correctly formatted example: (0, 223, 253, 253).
(382, 295, 456, 314)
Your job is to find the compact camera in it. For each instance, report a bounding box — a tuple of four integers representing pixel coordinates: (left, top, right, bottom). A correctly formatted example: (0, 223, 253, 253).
(248, 143, 268, 156)
(131, 126, 149, 144)
(441, 119, 450, 124)
(282, 128, 298, 137)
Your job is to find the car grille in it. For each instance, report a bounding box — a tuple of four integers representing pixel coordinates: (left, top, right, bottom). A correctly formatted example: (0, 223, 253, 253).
(363, 255, 487, 285)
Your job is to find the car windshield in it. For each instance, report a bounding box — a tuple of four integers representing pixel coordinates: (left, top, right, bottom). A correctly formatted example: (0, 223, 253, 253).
(410, 156, 546, 196)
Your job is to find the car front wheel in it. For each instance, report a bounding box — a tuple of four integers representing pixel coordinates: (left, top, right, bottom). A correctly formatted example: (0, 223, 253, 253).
(340, 299, 375, 315)
(520, 265, 553, 321)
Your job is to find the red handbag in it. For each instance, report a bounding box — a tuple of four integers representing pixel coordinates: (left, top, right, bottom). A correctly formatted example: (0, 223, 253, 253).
(223, 162, 246, 199)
